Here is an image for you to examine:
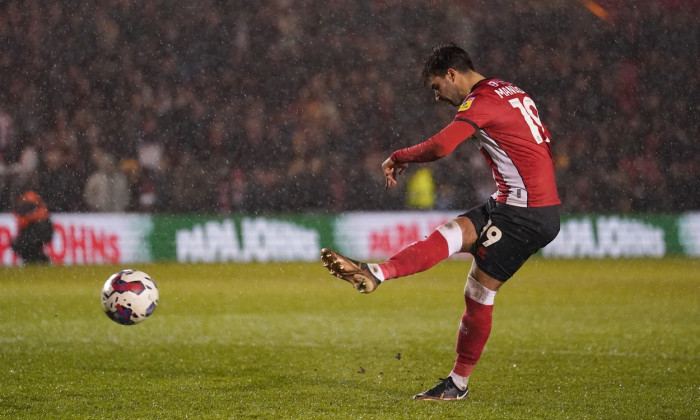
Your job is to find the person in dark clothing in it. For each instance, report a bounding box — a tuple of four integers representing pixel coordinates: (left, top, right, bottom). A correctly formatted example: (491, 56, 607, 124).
(11, 190, 53, 264)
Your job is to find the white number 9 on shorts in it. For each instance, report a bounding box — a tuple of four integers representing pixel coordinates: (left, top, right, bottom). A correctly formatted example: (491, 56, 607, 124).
(482, 223, 503, 247)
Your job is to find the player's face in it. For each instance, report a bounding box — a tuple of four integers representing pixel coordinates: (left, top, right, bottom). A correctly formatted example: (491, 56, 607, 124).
(429, 73, 462, 107)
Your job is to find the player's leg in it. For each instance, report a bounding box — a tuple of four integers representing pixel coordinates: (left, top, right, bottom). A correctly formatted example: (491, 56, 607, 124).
(413, 264, 501, 401)
(321, 215, 476, 293)
(416, 203, 560, 400)
(368, 199, 491, 282)
(449, 264, 502, 387)
(378, 217, 476, 279)
(321, 200, 494, 293)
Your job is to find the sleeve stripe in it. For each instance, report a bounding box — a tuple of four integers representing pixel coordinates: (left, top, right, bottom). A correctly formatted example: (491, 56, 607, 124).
(455, 117, 479, 131)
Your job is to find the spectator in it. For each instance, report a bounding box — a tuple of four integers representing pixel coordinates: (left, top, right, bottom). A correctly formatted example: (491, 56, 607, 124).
(11, 190, 53, 264)
(0, 1, 695, 214)
(84, 152, 130, 212)
(4, 137, 40, 194)
(38, 144, 84, 212)
(170, 150, 215, 213)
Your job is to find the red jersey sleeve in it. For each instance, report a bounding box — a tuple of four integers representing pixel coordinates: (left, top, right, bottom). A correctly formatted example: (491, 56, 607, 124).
(390, 120, 476, 164)
(453, 89, 496, 129)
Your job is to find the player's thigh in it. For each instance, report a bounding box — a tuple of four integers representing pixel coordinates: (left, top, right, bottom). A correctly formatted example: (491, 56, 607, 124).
(454, 216, 478, 252)
(456, 198, 495, 253)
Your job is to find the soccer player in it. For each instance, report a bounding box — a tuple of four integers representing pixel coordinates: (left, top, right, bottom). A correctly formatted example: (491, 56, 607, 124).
(321, 43, 561, 400)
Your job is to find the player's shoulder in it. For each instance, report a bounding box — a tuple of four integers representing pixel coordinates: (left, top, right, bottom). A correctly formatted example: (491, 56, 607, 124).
(458, 78, 527, 112)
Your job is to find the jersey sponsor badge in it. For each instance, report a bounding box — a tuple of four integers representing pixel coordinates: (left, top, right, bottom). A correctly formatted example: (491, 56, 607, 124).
(459, 97, 474, 112)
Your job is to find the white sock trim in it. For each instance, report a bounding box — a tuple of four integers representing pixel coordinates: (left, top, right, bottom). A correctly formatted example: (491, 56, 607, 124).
(366, 263, 385, 282)
(436, 220, 463, 256)
(449, 371, 469, 391)
(465, 275, 497, 305)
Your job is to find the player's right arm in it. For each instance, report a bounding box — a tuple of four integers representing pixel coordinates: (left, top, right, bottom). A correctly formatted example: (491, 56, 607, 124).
(391, 120, 476, 164)
(382, 157, 408, 189)
(383, 120, 476, 189)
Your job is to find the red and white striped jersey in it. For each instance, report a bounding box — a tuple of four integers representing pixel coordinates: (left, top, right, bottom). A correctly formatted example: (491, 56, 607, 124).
(391, 78, 560, 208)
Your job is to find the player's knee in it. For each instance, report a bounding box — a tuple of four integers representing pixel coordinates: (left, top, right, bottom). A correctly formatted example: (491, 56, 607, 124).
(436, 220, 464, 255)
(464, 274, 497, 306)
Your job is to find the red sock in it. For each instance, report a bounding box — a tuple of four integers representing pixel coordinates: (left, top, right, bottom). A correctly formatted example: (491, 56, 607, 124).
(452, 296, 494, 377)
(378, 230, 450, 279)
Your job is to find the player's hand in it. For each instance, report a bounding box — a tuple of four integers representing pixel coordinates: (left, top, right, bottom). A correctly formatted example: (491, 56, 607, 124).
(382, 157, 408, 189)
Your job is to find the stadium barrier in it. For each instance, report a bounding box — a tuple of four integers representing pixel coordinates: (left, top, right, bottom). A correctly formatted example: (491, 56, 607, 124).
(1, 212, 698, 266)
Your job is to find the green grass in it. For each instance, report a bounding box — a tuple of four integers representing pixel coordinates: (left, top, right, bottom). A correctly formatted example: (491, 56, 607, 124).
(1, 258, 698, 419)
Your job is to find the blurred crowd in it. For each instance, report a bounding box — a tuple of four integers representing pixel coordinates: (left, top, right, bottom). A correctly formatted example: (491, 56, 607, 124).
(0, 0, 697, 215)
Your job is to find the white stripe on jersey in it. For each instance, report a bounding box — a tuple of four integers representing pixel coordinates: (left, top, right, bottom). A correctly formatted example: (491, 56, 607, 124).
(474, 129, 528, 207)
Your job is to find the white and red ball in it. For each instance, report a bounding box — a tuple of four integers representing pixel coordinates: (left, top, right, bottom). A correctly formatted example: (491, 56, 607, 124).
(101, 269, 159, 325)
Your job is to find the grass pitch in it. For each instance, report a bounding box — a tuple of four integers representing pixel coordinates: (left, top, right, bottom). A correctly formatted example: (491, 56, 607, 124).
(0, 258, 698, 419)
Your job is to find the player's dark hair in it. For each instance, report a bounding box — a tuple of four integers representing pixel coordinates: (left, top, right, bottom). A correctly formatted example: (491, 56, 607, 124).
(421, 42, 475, 85)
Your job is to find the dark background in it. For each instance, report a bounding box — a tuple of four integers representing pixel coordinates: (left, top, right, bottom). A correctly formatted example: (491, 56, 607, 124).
(0, 0, 697, 214)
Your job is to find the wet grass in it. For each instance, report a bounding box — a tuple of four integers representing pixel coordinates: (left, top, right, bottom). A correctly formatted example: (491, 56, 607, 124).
(0, 258, 698, 419)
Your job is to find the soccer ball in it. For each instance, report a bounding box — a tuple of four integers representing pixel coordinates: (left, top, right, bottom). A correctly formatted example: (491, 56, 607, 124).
(101, 269, 159, 325)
